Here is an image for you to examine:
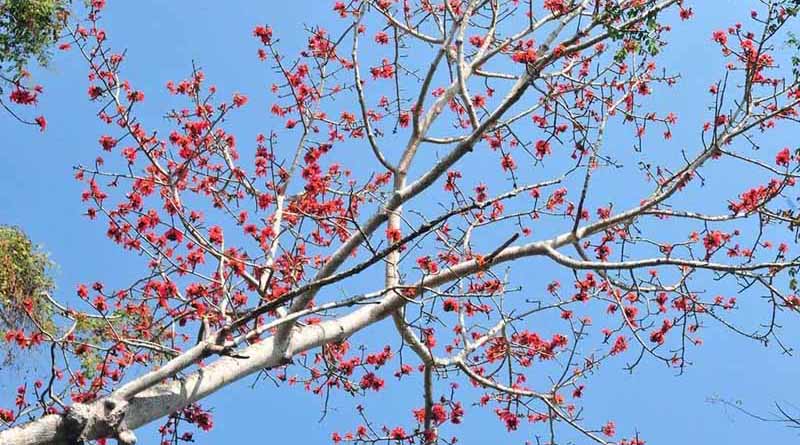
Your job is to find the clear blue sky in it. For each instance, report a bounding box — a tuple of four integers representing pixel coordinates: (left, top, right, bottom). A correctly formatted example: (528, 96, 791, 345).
(1, 1, 799, 444)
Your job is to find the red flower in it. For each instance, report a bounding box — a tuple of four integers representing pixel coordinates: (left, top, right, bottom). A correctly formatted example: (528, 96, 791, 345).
(416, 404, 448, 424)
(649, 319, 673, 344)
(370, 59, 395, 79)
(511, 48, 537, 64)
(165, 228, 184, 243)
(389, 426, 406, 440)
(469, 35, 485, 47)
(127, 90, 144, 102)
(93, 296, 108, 312)
(416, 256, 439, 274)
(535, 139, 551, 158)
(546, 188, 568, 210)
(386, 227, 402, 243)
(208, 226, 224, 245)
(422, 329, 436, 348)
(182, 404, 213, 431)
(34, 116, 47, 132)
(99, 135, 117, 151)
(9, 88, 38, 105)
(594, 244, 612, 261)
(359, 372, 385, 391)
(0, 408, 14, 423)
(88, 85, 104, 100)
(703, 230, 728, 253)
(444, 170, 461, 192)
(374, 32, 389, 45)
(258, 193, 274, 209)
(500, 153, 516, 171)
(602, 421, 616, 437)
(496, 409, 519, 431)
(232, 93, 248, 107)
(365, 346, 392, 368)
(394, 364, 413, 378)
(543, 0, 567, 14)
(776, 147, 792, 167)
(121, 147, 137, 163)
(253, 25, 273, 45)
(610, 335, 629, 356)
(442, 298, 459, 312)
(333, 2, 347, 17)
(398, 112, 410, 128)
(474, 183, 488, 202)
(712, 30, 728, 45)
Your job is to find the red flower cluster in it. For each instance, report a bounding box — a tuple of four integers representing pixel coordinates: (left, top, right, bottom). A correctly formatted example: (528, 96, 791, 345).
(181, 404, 213, 431)
(610, 336, 628, 355)
(728, 180, 782, 215)
(0, 408, 13, 422)
(649, 319, 673, 345)
(776, 147, 792, 166)
(9, 88, 38, 105)
(416, 255, 439, 274)
(370, 59, 395, 79)
(544, 0, 567, 14)
(412, 403, 449, 425)
(702, 230, 730, 254)
(359, 372, 385, 391)
(602, 421, 617, 437)
(253, 25, 273, 45)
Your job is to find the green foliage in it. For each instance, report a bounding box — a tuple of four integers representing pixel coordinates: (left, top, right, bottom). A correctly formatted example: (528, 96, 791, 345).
(0, 0, 70, 79)
(788, 32, 800, 80)
(600, 1, 665, 63)
(0, 226, 55, 360)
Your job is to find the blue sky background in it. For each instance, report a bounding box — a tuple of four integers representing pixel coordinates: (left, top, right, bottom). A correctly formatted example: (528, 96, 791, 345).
(1, 1, 800, 444)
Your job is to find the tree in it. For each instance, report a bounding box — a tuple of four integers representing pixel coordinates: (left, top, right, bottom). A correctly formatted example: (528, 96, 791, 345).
(0, 226, 55, 365)
(2, 0, 800, 444)
(0, 0, 69, 73)
(0, 0, 71, 129)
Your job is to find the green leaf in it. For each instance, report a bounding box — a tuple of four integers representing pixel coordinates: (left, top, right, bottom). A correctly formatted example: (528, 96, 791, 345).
(0, 0, 71, 79)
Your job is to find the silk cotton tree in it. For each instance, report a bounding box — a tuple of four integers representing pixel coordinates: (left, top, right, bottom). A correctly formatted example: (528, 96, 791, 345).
(3, 0, 800, 444)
